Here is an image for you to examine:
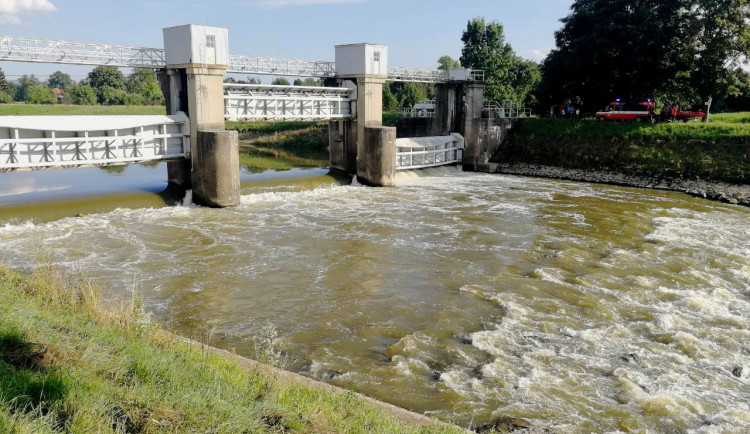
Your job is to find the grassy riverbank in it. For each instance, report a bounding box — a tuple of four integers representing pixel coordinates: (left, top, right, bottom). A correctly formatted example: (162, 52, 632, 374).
(0, 266, 461, 433)
(493, 118, 750, 184)
(0, 104, 166, 116)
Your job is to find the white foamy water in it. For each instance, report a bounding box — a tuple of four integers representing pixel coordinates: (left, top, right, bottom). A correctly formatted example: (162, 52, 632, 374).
(0, 171, 748, 432)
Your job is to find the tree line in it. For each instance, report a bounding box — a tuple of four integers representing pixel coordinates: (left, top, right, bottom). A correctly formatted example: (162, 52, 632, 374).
(0, 66, 164, 106)
(541, 0, 750, 116)
(394, 0, 750, 117)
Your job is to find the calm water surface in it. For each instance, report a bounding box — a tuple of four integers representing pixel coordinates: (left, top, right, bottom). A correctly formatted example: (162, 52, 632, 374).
(0, 168, 748, 432)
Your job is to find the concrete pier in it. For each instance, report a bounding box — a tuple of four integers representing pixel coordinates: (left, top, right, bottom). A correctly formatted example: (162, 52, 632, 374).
(357, 126, 397, 187)
(192, 130, 240, 208)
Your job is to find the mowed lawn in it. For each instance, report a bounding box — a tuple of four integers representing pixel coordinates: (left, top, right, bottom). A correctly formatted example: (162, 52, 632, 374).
(0, 104, 166, 116)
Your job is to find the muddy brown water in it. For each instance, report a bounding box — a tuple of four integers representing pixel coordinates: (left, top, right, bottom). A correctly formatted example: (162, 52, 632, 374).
(0, 165, 748, 432)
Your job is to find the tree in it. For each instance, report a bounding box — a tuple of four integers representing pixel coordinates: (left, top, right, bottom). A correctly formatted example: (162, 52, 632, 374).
(509, 59, 541, 108)
(271, 77, 291, 85)
(437, 55, 461, 71)
(25, 85, 57, 104)
(47, 71, 74, 89)
(14, 75, 41, 102)
(396, 82, 428, 109)
(68, 85, 97, 105)
(87, 66, 125, 103)
(383, 84, 399, 112)
(125, 69, 164, 105)
(538, 0, 750, 115)
(98, 86, 128, 105)
(690, 0, 750, 120)
(0, 68, 14, 103)
(460, 18, 519, 103)
(293, 78, 320, 86)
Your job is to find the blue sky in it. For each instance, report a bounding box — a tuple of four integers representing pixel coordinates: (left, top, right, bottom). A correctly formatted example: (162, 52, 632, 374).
(0, 0, 573, 79)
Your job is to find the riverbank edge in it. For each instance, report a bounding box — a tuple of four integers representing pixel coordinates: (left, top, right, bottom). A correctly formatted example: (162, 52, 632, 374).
(0, 266, 467, 433)
(182, 337, 469, 432)
(490, 163, 750, 206)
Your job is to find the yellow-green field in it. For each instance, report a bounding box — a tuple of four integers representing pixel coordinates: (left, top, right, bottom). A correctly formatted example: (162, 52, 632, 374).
(0, 104, 166, 116)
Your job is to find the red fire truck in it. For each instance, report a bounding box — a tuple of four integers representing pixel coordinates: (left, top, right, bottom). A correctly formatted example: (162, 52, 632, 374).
(596, 99, 706, 122)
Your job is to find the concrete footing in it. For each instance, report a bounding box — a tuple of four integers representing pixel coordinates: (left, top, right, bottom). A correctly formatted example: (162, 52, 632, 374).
(357, 126, 397, 187)
(192, 130, 240, 208)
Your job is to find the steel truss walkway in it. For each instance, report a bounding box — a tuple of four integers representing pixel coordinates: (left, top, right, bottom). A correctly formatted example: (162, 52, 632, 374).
(0, 114, 189, 171)
(0, 36, 479, 83)
(224, 84, 353, 121)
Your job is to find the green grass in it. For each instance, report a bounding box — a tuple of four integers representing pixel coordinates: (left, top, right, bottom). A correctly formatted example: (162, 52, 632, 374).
(0, 266, 461, 433)
(494, 118, 750, 183)
(0, 103, 166, 116)
(710, 112, 750, 123)
(226, 120, 327, 137)
(383, 112, 402, 127)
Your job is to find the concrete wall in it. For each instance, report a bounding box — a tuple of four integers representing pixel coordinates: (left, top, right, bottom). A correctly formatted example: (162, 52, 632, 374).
(394, 117, 435, 138)
(466, 118, 516, 171)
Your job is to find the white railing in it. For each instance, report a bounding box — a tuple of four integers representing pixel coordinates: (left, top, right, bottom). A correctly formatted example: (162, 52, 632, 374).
(485, 101, 533, 118)
(0, 113, 189, 171)
(0, 35, 482, 84)
(0, 36, 166, 69)
(396, 133, 464, 170)
(228, 55, 336, 77)
(224, 84, 353, 121)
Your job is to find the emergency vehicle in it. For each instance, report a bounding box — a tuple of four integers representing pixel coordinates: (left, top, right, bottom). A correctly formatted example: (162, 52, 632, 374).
(596, 99, 655, 122)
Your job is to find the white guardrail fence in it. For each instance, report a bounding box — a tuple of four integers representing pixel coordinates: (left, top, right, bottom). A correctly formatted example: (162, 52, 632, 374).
(0, 113, 189, 171)
(224, 84, 353, 121)
(395, 133, 464, 170)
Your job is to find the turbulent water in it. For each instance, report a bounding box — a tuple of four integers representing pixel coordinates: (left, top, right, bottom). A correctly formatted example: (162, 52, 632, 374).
(1, 169, 749, 432)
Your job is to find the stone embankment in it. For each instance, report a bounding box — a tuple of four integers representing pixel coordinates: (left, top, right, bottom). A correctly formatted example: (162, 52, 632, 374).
(480, 163, 750, 206)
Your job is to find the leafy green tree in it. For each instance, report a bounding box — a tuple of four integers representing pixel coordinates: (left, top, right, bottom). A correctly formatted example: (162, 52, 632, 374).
(98, 86, 128, 105)
(509, 59, 541, 108)
(0, 68, 14, 103)
(14, 75, 42, 102)
(396, 82, 428, 109)
(460, 18, 518, 103)
(25, 85, 57, 104)
(437, 55, 461, 71)
(125, 69, 164, 105)
(293, 78, 320, 86)
(68, 85, 97, 105)
(271, 77, 291, 85)
(87, 66, 125, 103)
(690, 0, 750, 120)
(47, 71, 74, 89)
(382, 84, 399, 111)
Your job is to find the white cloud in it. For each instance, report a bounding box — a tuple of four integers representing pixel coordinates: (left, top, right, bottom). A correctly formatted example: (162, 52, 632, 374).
(524, 48, 550, 62)
(0, 0, 56, 25)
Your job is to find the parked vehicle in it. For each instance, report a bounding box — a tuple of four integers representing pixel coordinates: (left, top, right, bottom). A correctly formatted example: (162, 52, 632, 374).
(596, 99, 654, 122)
(596, 99, 706, 123)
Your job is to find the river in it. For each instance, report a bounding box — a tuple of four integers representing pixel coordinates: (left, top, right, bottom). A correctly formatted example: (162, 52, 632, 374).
(0, 165, 748, 432)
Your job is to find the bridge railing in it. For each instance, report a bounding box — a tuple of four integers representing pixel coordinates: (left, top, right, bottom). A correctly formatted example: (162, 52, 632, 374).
(228, 56, 336, 77)
(0, 36, 166, 69)
(0, 113, 189, 171)
(395, 134, 464, 170)
(224, 84, 353, 121)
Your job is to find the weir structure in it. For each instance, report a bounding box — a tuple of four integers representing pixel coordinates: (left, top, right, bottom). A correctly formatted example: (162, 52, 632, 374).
(0, 25, 490, 205)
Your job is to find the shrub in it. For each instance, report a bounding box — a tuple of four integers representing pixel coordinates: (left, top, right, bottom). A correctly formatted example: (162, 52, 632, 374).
(67, 85, 97, 105)
(25, 85, 56, 104)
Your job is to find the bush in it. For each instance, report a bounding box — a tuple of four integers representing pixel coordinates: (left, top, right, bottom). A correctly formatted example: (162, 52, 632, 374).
(67, 85, 97, 105)
(98, 86, 128, 105)
(25, 86, 56, 104)
(0, 91, 12, 104)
